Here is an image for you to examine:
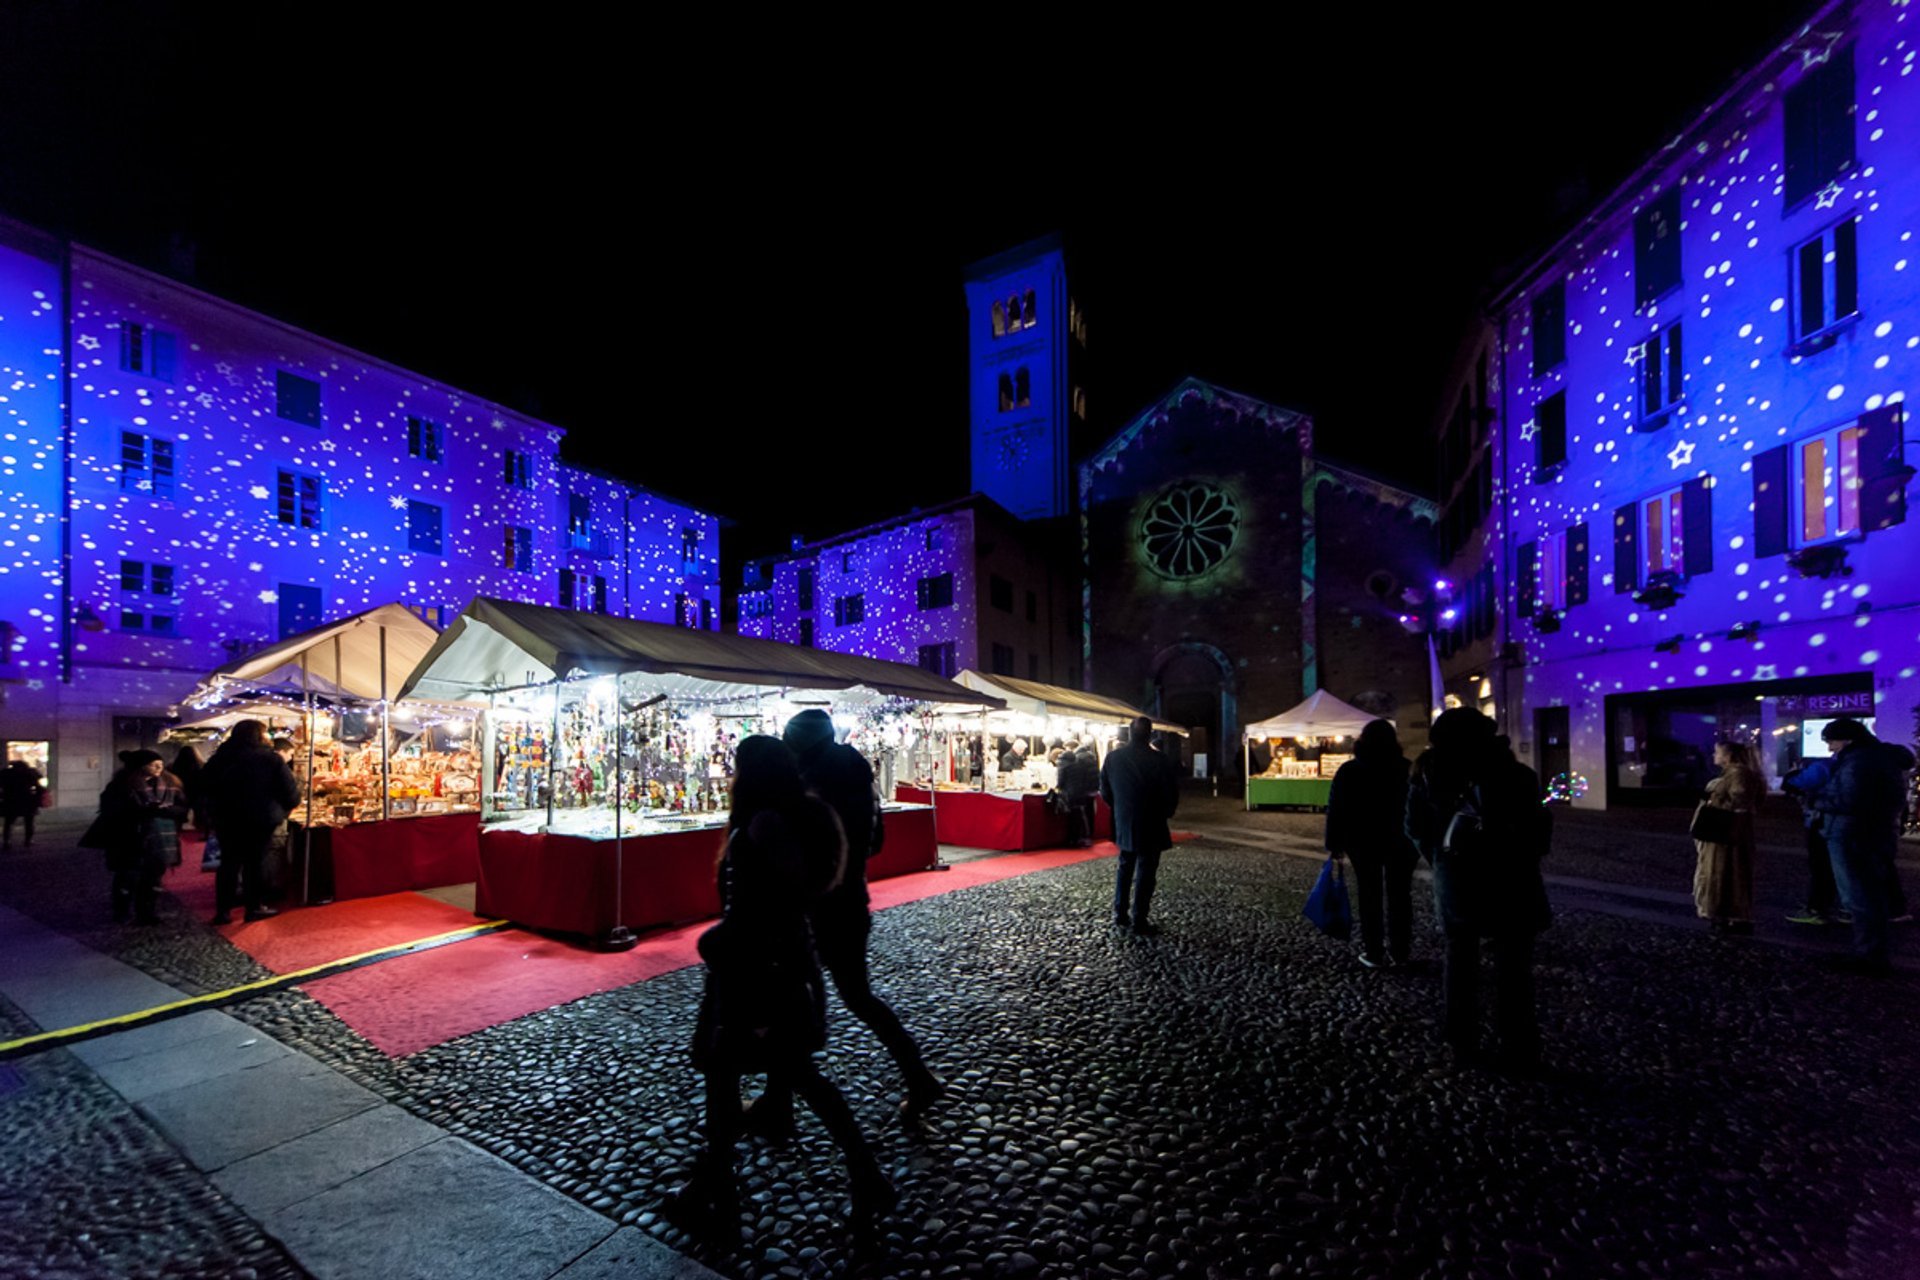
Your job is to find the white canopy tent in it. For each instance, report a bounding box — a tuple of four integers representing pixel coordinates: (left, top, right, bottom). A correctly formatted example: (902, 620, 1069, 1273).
(1242, 689, 1381, 740)
(945, 670, 1187, 736)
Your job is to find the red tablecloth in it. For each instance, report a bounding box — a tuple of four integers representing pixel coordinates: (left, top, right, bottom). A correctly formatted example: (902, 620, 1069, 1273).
(477, 825, 726, 938)
(868, 805, 939, 879)
(895, 786, 1111, 852)
(295, 812, 480, 902)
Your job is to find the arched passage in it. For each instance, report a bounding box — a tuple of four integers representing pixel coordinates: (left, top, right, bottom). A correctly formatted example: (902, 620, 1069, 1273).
(1150, 642, 1238, 779)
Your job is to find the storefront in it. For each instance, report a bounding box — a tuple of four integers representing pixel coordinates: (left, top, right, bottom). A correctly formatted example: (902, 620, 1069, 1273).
(1603, 672, 1877, 807)
(1242, 689, 1378, 810)
(398, 597, 1003, 945)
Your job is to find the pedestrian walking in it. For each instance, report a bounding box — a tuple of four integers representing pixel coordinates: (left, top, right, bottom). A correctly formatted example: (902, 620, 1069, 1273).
(666, 735, 896, 1240)
(1405, 708, 1551, 1072)
(743, 710, 943, 1134)
(200, 719, 300, 924)
(1325, 719, 1418, 969)
(1101, 715, 1180, 935)
(1809, 718, 1914, 975)
(1691, 741, 1764, 935)
(94, 750, 188, 924)
(1, 756, 47, 850)
(1782, 758, 1842, 926)
(1058, 744, 1101, 848)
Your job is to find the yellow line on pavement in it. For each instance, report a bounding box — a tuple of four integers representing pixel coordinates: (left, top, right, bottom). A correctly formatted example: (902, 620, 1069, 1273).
(0, 918, 511, 1058)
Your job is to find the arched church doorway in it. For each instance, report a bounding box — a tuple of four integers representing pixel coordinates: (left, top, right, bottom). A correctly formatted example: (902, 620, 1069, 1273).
(1152, 643, 1237, 780)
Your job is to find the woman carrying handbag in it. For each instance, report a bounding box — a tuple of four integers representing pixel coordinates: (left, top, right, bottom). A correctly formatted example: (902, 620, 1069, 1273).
(1691, 740, 1764, 935)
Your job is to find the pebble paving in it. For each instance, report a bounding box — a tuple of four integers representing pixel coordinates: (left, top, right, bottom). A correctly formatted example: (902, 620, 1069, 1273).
(12, 835, 1920, 1279)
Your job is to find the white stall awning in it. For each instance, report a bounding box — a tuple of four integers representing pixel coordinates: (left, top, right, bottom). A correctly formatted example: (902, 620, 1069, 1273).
(208, 602, 443, 702)
(944, 671, 1187, 735)
(1243, 689, 1381, 740)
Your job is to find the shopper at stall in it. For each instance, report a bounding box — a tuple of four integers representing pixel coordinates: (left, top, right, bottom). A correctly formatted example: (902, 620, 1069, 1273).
(744, 709, 944, 1133)
(667, 734, 896, 1239)
(1, 756, 47, 850)
(1058, 744, 1101, 848)
(201, 719, 301, 924)
(1325, 719, 1418, 968)
(1405, 708, 1551, 1071)
(1102, 716, 1181, 935)
(1810, 718, 1914, 975)
(1782, 758, 1841, 927)
(93, 750, 188, 924)
(169, 744, 205, 832)
(1691, 741, 1764, 935)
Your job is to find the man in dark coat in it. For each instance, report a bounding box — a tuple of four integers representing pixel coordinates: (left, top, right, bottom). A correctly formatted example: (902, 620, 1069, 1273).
(1101, 716, 1180, 935)
(745, 709, 943, 1134)
(1057, 745, 1101, 848)
(1810, 718, 1914, 975)
(200, 719, 300, 923)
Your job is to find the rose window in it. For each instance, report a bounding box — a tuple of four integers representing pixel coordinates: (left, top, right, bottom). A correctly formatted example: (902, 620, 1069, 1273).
(1141, 483, 1239, 579)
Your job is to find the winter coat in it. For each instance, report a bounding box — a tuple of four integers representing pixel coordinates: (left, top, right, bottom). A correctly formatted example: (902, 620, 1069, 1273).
(1057, 750, 1100, 802)
(1325, 755, 1415, 861)
(201, 741, 301, 836)
(1782, 759, 1832, 831)
(1812, 740, 1916, 863)
(1405, 746, 1551, 937)
(1692, 763, 1761, 922)
(96, 772, 189, 872)
(794, 739, 883, 921)
(691, 797, 845, 1075)
(1100, 743, 1179, 855)
(0, 762, 45, 817)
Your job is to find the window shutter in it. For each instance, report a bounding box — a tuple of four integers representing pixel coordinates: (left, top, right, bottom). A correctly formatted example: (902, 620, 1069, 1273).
(1682, 477, 1715, 576)
(1833, 218, 1859, 319)
(1516, 540, 1538, 616)
(1565, 523, 1590, 607)
(1753, 445, 1791, 556)
(1856, 403, 1908, 532)
(151, 331, 176, 382)
(1613, 503, 1640, 592)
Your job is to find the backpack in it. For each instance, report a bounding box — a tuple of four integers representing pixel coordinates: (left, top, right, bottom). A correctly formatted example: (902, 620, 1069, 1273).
(1441, 783, 1490, 858)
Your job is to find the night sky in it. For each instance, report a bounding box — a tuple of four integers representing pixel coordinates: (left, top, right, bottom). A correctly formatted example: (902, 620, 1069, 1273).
(2, 2, 1815, 564)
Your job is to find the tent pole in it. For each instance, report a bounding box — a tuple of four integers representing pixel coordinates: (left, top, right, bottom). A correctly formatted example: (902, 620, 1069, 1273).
(301, 650, 315, 905)
(547, 680, 560, 831)
(978, 709, 987, 793)
(1244, 736, 1251, 812)
(379, 625, 391, 823)
(604, 674, 634, 950)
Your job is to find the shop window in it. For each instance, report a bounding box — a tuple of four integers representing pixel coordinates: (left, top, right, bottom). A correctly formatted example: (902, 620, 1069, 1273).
(1784, 48, 1855, 207)
(504, 524, 534, 573)
(1532, 391, 1567, 478)
(997, 372, 1014, 413)
(1531, 282, 1566, 375)
(567, 494, 592, 549)
(917, 642, 957, 678)
(916, 573, 954, 610)
(275, 370, 322, 427)
(989, 574, 1013, 612)
(991, 642, 1015, 676)
(833, 593, 864, 627)
(120, 431, 175, 498)
(1793, 216, 1859, 349)
(799, 617, 814, 648)
(503, 449, 533, 490)
(1015, 367, 1031, 408)
(118, 322, 177, 381)
(1614, 479, 1713, 592)
(276, 469, 323, 529)
(1516, 522, 1588, 615)
(1635, 323, 1683, 426)
(407, 415, 444, 462)
(407, 500, 443, 555)
(1634, 189, 1682, 308)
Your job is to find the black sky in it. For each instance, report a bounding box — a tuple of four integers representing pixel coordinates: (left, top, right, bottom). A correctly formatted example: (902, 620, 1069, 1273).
(1, 2, 1816, 563)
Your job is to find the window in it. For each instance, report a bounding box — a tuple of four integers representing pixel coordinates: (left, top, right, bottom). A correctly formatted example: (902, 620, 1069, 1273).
(840, 550, 854, 572)
(118, 323, 176, 381)
(989, 574, 1013, 611)
(1014, 367, 1031, 407)
(992, 300, 1007, 337)
(275, 370, 322, 427)
(559, 567, 577, 609)
(276, 469, 323, 529)
(567, 494, 592, 549)
(1793, 423, 1877, 546)
(681, 526, 701, 575)
(1794, 217, 1859, 348)
(1531, 282, 1566, 374)
(698, 597, 711, 630)
(406, 500, 443, 555)
(1022, 288, 1037, 328)
(503, 449, 532, 490)
(120, 431, 175, 499)
(916, 573, 954, 610)
(1634, 189, 1682, 308)
(742, 594, 774, 620)
(407, 416, 444, 462)
(795, 566, 815, 611)
(1007, 293, 1024, 330)
(833, 594, 864, 626)
(1516, 523, 1589, 616)
(991, 642, 1015, 676)
(918, 642, 957, 678)
(1025, 590, 1037, 623)
(405, 603, 449, 628)
(799, 618, 814, 648)
(504, 524, 534, 573)
(1072, 386, 1086, 420)
(1635, 324, 1683, 425)
(1614, 480, 1713, 592)
(117, 559, 176, 634)
(1533, 391, 1567, 477)
(1784, 48, 1855, 207)
(277, 583, 323, 639)
(925, 525, 944, 551)
(593, 576, 609, 616)
(997, 372, 1014, 413)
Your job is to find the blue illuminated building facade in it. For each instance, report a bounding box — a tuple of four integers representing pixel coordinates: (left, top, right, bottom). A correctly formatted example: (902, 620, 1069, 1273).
(1443, 0, 1919, 806)
(0, 222, 719, 810)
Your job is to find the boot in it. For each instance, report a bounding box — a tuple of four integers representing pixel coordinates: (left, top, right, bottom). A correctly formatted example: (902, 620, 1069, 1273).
(899, 1070, 947, 1121)
(661, 1155, 738, 1239)
(848, 1162, 899, 1241)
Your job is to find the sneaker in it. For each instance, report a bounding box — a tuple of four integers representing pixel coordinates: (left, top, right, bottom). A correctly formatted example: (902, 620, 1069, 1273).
(1357, 952, 1385, 969)
(899, 1071, 947, 1121)
(1785, 909, 1832, 926)
(1131, 920, 1162, 938)
(243, 905, 280, 921)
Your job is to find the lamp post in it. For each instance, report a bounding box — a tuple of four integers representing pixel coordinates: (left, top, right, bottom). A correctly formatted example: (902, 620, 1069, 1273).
(1397, 577, 1457, 725)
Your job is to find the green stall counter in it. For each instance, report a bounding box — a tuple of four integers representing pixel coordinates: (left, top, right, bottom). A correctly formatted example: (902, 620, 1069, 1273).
(1246, 776, 1334, 809)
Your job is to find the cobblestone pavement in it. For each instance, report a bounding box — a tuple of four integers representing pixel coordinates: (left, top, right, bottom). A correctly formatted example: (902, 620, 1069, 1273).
(9, 827, 1920, 1279)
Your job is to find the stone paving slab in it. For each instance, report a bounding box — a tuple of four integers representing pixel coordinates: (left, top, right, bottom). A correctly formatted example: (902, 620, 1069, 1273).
(0, 904, 185, 1029)
(67, 1006, 249, 1066)
(265, 1135, 615, 1280)
(213, 1102, 443, 1217)
(137, 1049, 382, 1171)
(550, 1226, 724, 1279)
(90, 1021, 293, 1101)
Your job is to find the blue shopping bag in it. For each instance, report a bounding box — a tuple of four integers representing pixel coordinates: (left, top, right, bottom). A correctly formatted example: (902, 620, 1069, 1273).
(1302, 856, 1351, 940)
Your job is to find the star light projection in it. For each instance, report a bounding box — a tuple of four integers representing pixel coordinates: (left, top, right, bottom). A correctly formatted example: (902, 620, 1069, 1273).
(1495, 3, 1920, 799)
(0, 242, 719, 735)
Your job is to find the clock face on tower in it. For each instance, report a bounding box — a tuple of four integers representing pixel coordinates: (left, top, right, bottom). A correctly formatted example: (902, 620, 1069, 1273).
(1141, 482, 1240, 579)
(994, 428, 1031, 473)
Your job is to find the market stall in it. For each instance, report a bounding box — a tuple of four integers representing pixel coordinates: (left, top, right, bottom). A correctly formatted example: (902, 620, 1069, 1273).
(181, 604, 482, 903)
(900, 670, 1185, 851)
(1243, 689, 1379, 810)
(397, 597, 1003, 945)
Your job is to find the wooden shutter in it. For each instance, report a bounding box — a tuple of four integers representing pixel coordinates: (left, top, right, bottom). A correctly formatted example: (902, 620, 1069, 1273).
(1682, 478, 1715, 576)
(151, 331, 176, 382)
(1565, 523, 1591, 607)
(1516, 540, 1538, 616)
(1613, 503, 1640, 592)
(1857, 402, 1909, 532)
(1753, 445, 1791, 557)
